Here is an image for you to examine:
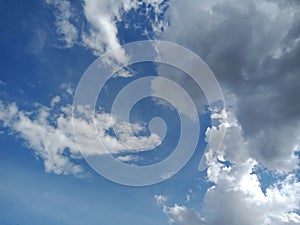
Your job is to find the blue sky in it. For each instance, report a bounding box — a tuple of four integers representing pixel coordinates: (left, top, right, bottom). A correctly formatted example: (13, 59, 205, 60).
(1, 0, 300, 225)
(0, 1, 207, 224)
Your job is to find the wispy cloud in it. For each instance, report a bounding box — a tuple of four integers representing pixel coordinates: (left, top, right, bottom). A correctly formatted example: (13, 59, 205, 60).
(45, 0, 78, 47)
(45, 0, 167, 70)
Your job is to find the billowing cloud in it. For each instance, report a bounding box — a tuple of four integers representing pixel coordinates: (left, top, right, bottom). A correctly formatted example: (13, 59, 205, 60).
(158, 108, 300, 225)
(160, 0, 300, 172)
(156, 1, 300, 223)
(161, 160, 300, 225)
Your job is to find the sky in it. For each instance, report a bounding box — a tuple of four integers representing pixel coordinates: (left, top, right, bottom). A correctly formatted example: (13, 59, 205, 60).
(0, 0, 300, 224)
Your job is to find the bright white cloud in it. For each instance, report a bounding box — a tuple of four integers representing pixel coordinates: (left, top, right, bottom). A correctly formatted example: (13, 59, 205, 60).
(81, 0, 167, 67)
(0, 101, 82, 176)
(81, 0, 128, 64)
(0, 97, 161, 176)
(200, 161, 300, 225)
(160, 160, 300, 225)
(158, 108, 300, 225)
(46, 0, 167, 69)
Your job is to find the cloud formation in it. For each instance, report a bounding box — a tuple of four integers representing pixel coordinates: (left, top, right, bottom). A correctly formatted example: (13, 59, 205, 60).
(4, 0, 300, 223)
(0, 96, 161, 176)
(156, 0, 300, 224)
(161, 161, 300, 225)
(46, 0, 166, 67)
(45, 0, 78, 47)
(161, 0, 300, 171)
(158, 110, 299, 225)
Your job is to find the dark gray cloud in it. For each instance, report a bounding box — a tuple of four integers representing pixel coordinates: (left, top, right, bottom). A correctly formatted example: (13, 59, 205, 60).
(158, 1, 300, 223)
(161, 0, 300, 171)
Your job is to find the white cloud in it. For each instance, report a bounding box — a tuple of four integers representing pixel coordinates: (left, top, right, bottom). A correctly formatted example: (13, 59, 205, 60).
(74, 105, 161, 156)
(204, 162, 300, 225)
(160, 159, 300, 225)
(162, 204, 205, 225)
(80, 0, 167, 67)
(50, 95, 61, 107)
(0, 101, 82, 175)
(45, 0, 78, 47)
(45, 0, 167, 69)
(271, 213, 300, 225)
(154, 194, 167, 206)
(158, 108, 300, 225)
(0, 97, 161, 176)
(116, 155, 139, 162)
(80, 0, 128, 63)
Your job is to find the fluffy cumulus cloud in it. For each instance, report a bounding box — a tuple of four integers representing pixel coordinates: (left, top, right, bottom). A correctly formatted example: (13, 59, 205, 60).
(157, 110, 300, 225)
(161, 160, 300, 225)
(0, 95, 161, 176)
(155, 0, 300, 224)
